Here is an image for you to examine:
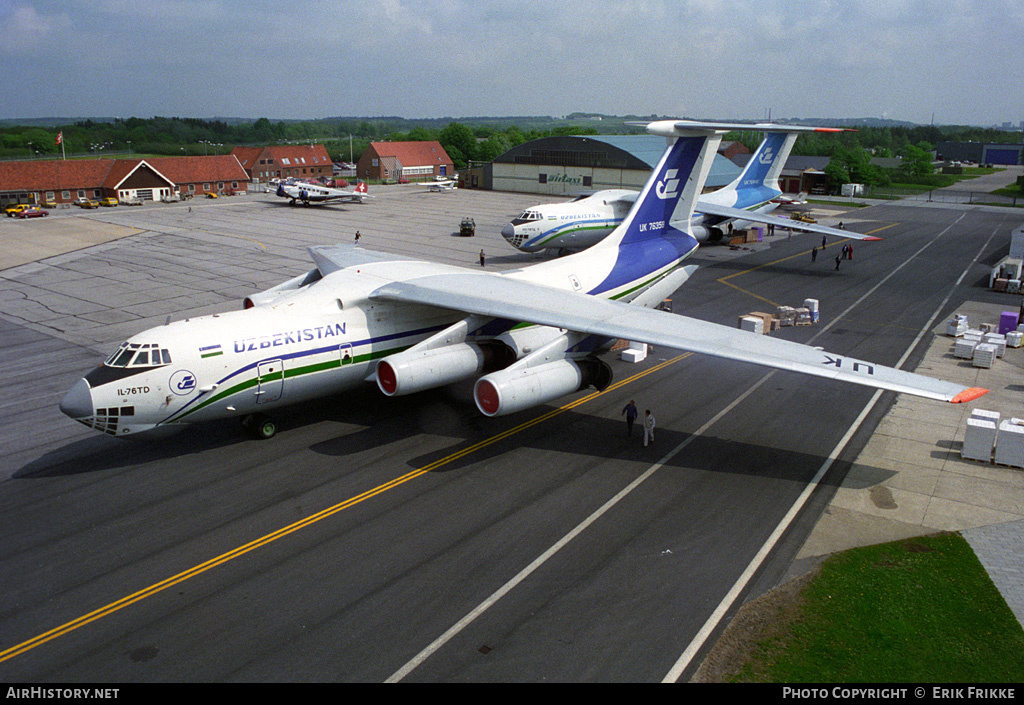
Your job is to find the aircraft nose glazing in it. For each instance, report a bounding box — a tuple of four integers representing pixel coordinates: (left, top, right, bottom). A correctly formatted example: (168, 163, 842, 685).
(59, 378, 94, 419)
(500, 223, 515, 242)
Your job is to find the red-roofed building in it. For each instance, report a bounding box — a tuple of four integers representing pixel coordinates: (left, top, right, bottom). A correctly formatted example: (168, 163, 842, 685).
(230, 144, 333, 184)
(357, 141, 454, 182)
(146, 156, 249, 197)
(0, 155, 250, 206)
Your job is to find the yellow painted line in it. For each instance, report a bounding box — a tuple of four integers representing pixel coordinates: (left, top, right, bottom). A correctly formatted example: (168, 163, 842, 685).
(716, 223, 899, 306)
(0, 352, 690, 664)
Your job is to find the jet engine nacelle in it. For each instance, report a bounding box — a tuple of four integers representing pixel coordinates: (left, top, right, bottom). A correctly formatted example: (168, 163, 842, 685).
(377, 342, 515, 397)
(688, 225, 725, 243)
(474, 357, 612, 417)
(243, 268, 323, 309)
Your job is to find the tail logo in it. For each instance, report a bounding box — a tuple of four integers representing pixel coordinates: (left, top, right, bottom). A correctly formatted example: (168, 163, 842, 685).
(758, 147, 775, 165)
(655, 169, 681, 200)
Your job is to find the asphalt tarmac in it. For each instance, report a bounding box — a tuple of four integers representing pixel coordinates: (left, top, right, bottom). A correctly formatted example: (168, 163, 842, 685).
(0, 187, 1019, 682)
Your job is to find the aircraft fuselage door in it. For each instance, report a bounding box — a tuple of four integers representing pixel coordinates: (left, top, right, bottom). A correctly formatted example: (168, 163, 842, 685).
(256, 359, 283, 404)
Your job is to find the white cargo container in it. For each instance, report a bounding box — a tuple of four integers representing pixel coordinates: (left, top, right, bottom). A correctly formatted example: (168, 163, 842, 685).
(963, 417, 997, 462)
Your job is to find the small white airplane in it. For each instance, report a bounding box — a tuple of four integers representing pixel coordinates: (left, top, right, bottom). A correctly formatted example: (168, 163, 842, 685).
(274, 180, 370, 205)
(60, 120, 986, 440)
(422, 179, 457, 192)
(772, 191, 808, 207)
(501, 128, 876, 254)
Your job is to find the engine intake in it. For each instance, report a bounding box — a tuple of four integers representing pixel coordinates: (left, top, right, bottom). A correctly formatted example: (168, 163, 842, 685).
(474, 357, 612, 417)
(377, 341, 515, 397)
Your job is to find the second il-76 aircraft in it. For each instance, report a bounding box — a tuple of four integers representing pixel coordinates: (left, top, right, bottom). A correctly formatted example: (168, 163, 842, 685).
(60, 120, 986, 440)
(501, 126, 876, 254)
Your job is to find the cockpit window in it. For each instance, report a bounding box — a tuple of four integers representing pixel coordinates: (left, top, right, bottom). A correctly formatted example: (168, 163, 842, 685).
(516, 210, 542, 221)
(104, 342, 172, 368)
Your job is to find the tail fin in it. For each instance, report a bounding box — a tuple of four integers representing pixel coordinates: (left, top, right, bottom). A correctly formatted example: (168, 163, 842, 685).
(597, 125, 722, 250)
(734, 131, 797, 193)
(355, 181, 367, 193)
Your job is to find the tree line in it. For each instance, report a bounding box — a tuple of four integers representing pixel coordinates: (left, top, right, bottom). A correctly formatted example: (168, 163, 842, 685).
(1, 115, 1018, 189)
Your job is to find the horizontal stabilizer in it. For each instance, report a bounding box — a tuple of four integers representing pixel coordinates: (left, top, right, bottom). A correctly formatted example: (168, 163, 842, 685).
(308, 244, 417, 276)
(696, 202, 882, 241)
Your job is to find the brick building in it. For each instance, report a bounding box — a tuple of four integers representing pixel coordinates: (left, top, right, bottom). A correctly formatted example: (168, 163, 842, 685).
(357, 141, 454, 182)
(0, 155, 250, 206)
(231, 144, 333, 184)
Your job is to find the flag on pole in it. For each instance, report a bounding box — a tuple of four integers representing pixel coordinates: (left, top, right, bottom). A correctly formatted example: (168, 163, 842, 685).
(56, 131, 62, 145)
(56, 131, 65, 160)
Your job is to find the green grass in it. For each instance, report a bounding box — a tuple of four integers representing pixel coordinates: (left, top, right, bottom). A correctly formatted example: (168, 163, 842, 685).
(732, 533, 1024, 682)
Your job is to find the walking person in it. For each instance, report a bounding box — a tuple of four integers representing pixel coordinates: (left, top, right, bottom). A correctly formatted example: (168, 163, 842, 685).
(355, 230, 361, 243)
(835, 254, 842, 271)
(811, 246, 818, 262)
(847, 243, 853, 260)
(622, 400, 638, 438)
(479, 249, 486, 267)
(643, 409, 656, 447)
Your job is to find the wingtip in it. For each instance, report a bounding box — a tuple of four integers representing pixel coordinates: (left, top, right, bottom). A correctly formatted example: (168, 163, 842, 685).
(864, 236, 883, 241)
(950, 387, 989, 404)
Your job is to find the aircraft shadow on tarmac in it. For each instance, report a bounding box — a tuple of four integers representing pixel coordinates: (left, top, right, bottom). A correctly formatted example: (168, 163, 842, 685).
(17, 381, 896, 490)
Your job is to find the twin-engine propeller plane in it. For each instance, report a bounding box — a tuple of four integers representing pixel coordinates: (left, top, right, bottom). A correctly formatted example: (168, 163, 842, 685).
(501, 126, 877, 254)
(60, 120, 987, 440)
(274, 179, 370, 206)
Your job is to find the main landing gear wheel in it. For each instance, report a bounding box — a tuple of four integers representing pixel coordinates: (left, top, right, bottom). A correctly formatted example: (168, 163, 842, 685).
(241, 413, 277, 440)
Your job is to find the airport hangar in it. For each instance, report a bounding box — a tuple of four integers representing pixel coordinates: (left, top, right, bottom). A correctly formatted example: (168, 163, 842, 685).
(469, 134, 744, 195)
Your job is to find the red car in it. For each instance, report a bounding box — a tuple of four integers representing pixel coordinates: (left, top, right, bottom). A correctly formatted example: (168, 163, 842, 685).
(15, 208, 48, 218)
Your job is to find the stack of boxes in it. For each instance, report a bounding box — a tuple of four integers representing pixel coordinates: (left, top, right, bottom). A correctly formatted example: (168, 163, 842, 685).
(804, 299, 819, 323)
(620, 341, 648, 363)
(946, 314, 969, 337)
(963, 409, 1000, 462)
(973, 343, 998, 368)
(994, 419, 1024, 467)
(739, 316, 765, 334)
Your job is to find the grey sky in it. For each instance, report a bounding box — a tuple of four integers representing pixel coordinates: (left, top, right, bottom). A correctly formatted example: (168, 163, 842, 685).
(1, 0, 1021, 126)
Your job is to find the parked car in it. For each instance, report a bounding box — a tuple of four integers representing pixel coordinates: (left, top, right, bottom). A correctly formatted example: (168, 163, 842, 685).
(15, 207, 48, 218)
(74, 198, 99, 208)
(203, 191, 218, 199)
(4, 203, 33, 217)
(122, 197, 144, 206)
(40, 200, 57, 209)
(98, 197, 119, 207)
(161, 193, 181, 203)
(459, 217, 476, 237)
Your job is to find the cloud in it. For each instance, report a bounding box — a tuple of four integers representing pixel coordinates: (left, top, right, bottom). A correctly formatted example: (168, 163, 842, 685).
(0, 0, 1021, 124)
(0, 3, 70, 54)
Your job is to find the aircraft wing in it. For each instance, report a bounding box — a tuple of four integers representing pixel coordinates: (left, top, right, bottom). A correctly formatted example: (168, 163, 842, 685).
(696, 202, 881, 241)
(370, 271, 985, 404)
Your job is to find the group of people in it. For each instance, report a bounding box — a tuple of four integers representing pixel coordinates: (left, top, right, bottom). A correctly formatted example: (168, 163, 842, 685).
(810, 234, 854, 271)
(621, 400, 656, 447)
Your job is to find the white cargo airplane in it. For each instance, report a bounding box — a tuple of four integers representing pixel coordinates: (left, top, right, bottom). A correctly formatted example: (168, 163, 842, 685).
(501, 128, 876, 253)
(274, 180, 370, 205)
(60, 120, 986, 440)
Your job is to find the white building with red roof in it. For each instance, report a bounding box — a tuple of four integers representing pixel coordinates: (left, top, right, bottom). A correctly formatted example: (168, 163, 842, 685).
(0, 155, 250, 206)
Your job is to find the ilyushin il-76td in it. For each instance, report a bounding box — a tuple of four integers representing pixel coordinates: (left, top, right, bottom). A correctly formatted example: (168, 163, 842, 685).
(501, 126, 878, 254)
(60, 120, 987, 440)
